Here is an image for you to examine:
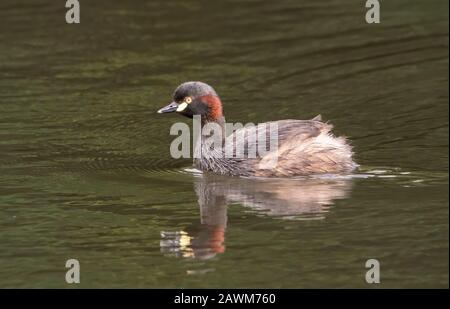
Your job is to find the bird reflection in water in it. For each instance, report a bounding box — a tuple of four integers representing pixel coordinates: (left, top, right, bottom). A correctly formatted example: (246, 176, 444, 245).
(160, 174, 352, 260)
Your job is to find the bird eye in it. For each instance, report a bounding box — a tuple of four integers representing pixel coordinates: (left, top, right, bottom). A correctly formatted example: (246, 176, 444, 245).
(185, 97, 192, 104)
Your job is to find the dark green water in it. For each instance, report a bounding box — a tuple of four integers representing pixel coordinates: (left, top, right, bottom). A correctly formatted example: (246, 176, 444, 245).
(0, 0, 448, 288)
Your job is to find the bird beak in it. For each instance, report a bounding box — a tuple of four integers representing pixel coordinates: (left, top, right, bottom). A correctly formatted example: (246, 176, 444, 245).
(157, 101, 178, 114)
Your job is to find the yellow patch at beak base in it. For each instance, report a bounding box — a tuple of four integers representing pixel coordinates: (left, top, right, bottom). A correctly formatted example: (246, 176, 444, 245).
(176, 102, 188, 112)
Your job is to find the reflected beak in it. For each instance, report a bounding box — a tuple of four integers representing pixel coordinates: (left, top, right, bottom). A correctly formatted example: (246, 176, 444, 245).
(157, 101, 178, 114)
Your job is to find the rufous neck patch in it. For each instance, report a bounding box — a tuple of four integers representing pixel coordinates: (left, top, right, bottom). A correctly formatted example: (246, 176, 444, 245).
(199, 95, 223, 121)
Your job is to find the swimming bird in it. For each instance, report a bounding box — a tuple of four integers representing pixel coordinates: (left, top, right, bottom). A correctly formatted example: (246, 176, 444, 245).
(157, 81, 357, 177)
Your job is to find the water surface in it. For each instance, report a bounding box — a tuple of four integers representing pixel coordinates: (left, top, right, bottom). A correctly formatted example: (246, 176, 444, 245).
(0, 0, 448, 288)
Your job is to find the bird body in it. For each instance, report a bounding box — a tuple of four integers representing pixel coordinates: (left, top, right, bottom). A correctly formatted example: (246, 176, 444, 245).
(158, 81, 357, 177)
